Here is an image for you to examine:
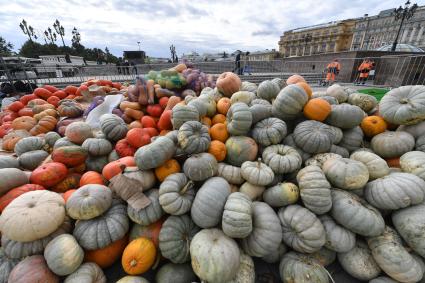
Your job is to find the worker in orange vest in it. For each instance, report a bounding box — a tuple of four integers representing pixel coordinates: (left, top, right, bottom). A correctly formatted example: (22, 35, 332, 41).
(325, 59, 341, 86)
(357, 59, 373, 85)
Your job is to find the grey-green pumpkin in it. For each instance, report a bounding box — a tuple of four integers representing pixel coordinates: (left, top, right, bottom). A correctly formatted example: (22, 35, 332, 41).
(337, 239, 381, 281)
(73, 199, 129, 250)
(365, 172, 425, 210)
(257, 80, 280, 102)
(279, 252, 329, 283)
(177, 121, 210, 154)
(82, 138, 113, 156)
(319, 215, 355, 253)
(54, 137, 76, 149)
(278, 204, 326, 253)
(183, 152, 218, 181)
(378, 85, 425, 125)
(217, 163, 244, 185)
(44, 131, 61, 148)
(230, 91, 256, 105)
(64, 262, 106, 283)
(322, 158, 369, 190)
(171, 104, 200, 130)
(191, 177, 230, 228)
(331, 189, 385, 236)
(305, 153, 342, 168)
(416, 134, 425, 152)
(0, 156, 19, 169)
(226, 102, 252, 136)
(263, 182, 299, 208)
(296, 165, 332, 215)
(368, 226, 424, 283)
(293, 120, 334, 154)
(399, 151, 425, 180)
(222, 192, 253, 238)
(99, 114, 128, 142)
(241, 202, 282, 257)
(44, 234, 84, 276)
(251, 118, 287, 146)
(159, 214, 200, 264)
(0, 248, 19, 283)
(18, 150, 49, 170)
(135, 136, 176, 170)
(127, 189, 164, 225)
(325, 103, 365, 129)
(371, 131, 415, 159)
(350, 151, 390, 180)
(338, 126, 364, 152)
(159, 173, 195, 215)
(272, 84, 308, 120)
(326, 83, 349, 103)
(240, 159, 274, 186)
(249, 102, 272, 124)
(241, 81, 258, 93)
(66, 184, 112, 220)
(155, 263, 197, 283)
(348, 92, 378, 112)
(226, 253, 255, 283)
(14, 136, 46, 156)
(85, 155, 109, 173)
(0, 168, 28, 198)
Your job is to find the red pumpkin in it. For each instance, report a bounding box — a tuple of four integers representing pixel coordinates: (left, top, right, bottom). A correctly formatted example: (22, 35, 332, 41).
(52, 146, 88, 167)
(141, 127, 158, 137)
(131, 219, 164, 248)
(2, 112, 19, 123)
(157, 110, 172, 131)
(20, 94, 38, 105)
(102, 156, 136, 180)
(0, 123, 12, 138)
(80, 171, 104, 186)
(141, 116, 157, 128)
(216, 72, 241, 97)
(112, 82, 122, 89)
(147, 104, 163, 117)
(52, 90, 67, 99)
(159, 97, 169, 109)
(0, 184, 45, 212)
(64, 85, 78, 95)
(30, 162, 68, 187)
(115, 139, 137, 157)
(8, 101, 25, 112)
(76, 85, 89, 96)
(33, 88, 52, 100)
(47, 96, 60, 107)
(126, 128, 150, 148)
(42, 84, 59, 93)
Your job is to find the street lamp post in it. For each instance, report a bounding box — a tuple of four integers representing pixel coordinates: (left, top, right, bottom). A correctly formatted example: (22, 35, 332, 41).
(19, 19, 37, 42)
(137, 41, 141, 51)
(391, 0, 418, 52)
(53, 19, 66, 47)
(303, 34, 313, 56)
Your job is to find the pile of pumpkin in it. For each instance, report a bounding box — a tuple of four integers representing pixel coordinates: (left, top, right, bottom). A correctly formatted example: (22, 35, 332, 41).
(1, 69, 425, 283)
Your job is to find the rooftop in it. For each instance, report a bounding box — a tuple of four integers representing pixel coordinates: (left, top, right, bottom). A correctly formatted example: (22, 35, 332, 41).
(376, 44, 424, 52)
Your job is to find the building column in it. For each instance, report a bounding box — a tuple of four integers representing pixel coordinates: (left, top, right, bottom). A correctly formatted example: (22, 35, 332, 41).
(409, 28, 416, 43)
(417, 27, 424, 44)
(401, 29, 408, 43)
(309, 45, 313, 55)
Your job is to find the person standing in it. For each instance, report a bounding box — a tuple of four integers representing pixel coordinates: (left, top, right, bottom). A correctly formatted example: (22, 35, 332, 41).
(357, 59, 373, 85)
(243, 52, 252, 75)
(234, 50, 242, 75)
(325, 59, 340, 86)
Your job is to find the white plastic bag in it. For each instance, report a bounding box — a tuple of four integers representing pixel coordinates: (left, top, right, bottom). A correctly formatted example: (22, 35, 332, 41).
(86, 94, 123, 129)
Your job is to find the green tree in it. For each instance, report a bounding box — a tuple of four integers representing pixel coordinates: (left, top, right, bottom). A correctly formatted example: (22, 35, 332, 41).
(0, 36, 14, 56)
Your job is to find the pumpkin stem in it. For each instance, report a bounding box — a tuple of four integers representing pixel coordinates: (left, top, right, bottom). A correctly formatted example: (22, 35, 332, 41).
(181, 180, 194, 195)
(130, 259, 137, 267)
(257, 158, 262, 168)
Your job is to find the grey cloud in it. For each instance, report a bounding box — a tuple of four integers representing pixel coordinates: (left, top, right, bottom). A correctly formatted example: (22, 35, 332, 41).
(252, 30, 279, 36)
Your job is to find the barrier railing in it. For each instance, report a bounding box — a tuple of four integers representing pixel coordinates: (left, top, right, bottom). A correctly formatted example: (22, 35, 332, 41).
(2, 55, 425, 89)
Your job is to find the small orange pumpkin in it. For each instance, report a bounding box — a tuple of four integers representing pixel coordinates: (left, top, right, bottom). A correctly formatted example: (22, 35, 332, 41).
(208, 140, 227, 161)
(296, 82, 312, 98)
(386, 157, 400, 168)
(63, 189, 76, 202)
(12, 116, 37, 131)
(216, 98, 231, 115)
(209, 123, 229, 143)
(102, 156, 136, 180)
(303, 98, 331, 122)
(2, 130, 30, 151)
(201, 116, 212, 127)
(121, 237, 156, 275)
(115, 139, 137, 158)
(212, 114, 226, 125)
(216, 72, 241, 97)
(80, 171, 104, 186)
(360, 116, 387, 137)
(154, 159, 181, 182)
(86, 236, 129, 268)
(287, 74, 306, 85)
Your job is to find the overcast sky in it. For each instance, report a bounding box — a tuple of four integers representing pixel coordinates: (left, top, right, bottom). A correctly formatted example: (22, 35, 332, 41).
(1, 0, 424, 57)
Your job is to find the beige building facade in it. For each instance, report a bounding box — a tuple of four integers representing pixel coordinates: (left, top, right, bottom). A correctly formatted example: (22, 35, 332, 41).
(278, 20, 356, 57)
(350, 6, 425, 51)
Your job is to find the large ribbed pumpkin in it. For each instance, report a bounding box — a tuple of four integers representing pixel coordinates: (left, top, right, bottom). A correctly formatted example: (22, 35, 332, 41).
(272, 84, 308, 120)
(135, 136, 176, 170)
(99, 114, 128, 142)
(30, 162, 68, 188)
(216, 72, 241, 97)
(171, 104, 199, 130)
(66, 184, 112, 220)
(257, 80, 280, 102)
(52, 146, 88, 167)
(325, 103, 365, 129)
(65, 121, 93, 144)
(0, 184, 45, 212)
(122, 237, 156, 275)
(226, 102, 252, 136)
(371, 131, 415, 159)
(225, 136, 258, 166)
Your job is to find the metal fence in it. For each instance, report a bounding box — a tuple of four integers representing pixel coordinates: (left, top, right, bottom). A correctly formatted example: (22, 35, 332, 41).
(2, 54, 425, 91)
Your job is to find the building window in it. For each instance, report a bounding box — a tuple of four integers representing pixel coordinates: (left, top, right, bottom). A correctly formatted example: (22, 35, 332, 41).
(329, 42, 335, 51)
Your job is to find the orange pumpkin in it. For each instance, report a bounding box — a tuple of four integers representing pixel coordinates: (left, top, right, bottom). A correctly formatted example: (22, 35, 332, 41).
(360, 116, 387, 137)
(121, 237, 156, 275)
(160, 130, 170, 136)
(130, 219, 164, 248)
(209, 123, 229, 143)
(2, 130, 30, 151)
(287, 74, 306, 85)
(51, 173, 81, 193)
(76, 85, 89, 97)
(115, 139, 137, 157)
(0, 123, 12, 138)
(20, 94, 38, 105)
(165, 96, 182, 111)
(52, 90, 67, 99)
(64, 85, 78, 95)
(8, 101, 25, 112)
(47, 96, 60, 107)
(12, 116, 37, 131)
(80, 171, 104, 186)
(102, 156, 136, 180)
(157, 110, 172, 131)
(216, 98, 232, 115)
(63, 189, 76, 202)
(30, 162, 68, 188)
(159, 97, 169, 109)
(18, 108, 34, 117)
(386, 157, 400, 168)
(86, 236, 129, 268)
(33, 88, 53, 100)
(42, 85, 59, 93)
(303, 98, 331, 122)
(155, 159, 181, 182)
(129, 120, 143, 129)
(212, 114, 226, 125)
(201, 116, 212, 127)
(33, 109, 58, 121)
(216, 72, 241, 97)
(0, 184, 45, 212)
(30, 116, 58, 136)
(127, 128, 151, 148)
(208, 140, 227, 161)
(141, 116, 157, 129)
(296, 82, 312, 98)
